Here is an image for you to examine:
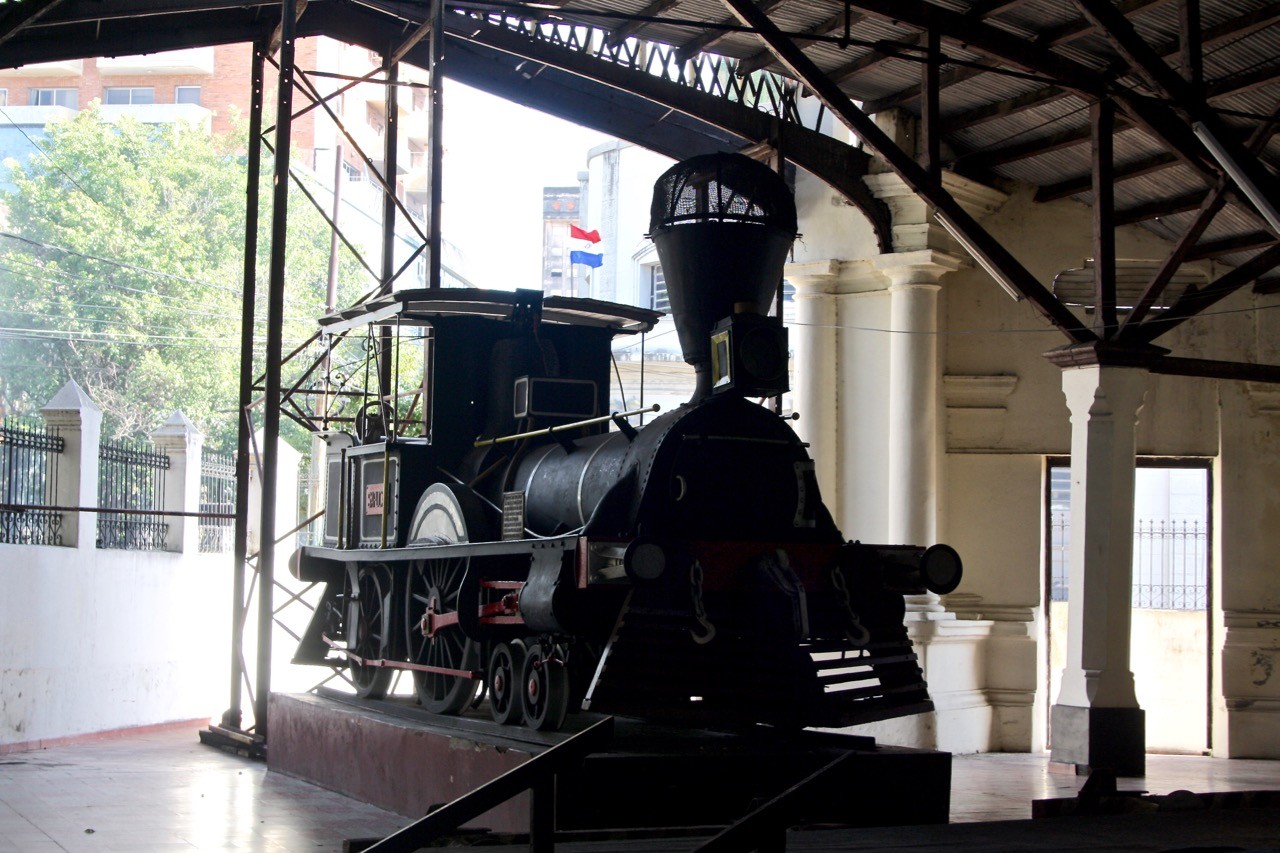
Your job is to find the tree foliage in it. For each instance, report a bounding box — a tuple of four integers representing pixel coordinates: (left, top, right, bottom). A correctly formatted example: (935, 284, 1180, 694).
(0, 107, 372, 449)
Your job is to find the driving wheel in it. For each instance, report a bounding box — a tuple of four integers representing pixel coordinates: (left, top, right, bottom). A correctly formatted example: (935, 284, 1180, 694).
(404, 484, 490, 714)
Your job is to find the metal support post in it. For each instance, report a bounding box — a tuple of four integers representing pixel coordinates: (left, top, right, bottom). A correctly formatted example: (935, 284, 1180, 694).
(378, 58, 399, 397)
(428, 0, 445, 290)
(221, 41, 267, 734)
(254, 0, 299, 740)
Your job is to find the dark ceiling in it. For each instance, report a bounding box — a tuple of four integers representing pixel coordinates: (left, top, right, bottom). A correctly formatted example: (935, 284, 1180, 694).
(2, 0, 1278, 361)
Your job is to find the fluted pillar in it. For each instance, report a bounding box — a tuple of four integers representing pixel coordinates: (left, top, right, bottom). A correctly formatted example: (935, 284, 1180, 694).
(875, 251, 963, 542)
(787, 259, 842, 520)
(874, 250, 962, 613)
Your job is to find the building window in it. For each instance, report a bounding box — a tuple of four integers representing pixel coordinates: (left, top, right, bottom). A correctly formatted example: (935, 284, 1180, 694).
(175, 86, 201, 105)
(650, 265, 669, 312)
(342, 160, 362, 182)
(30, 88, 77, 108)
(0, 90, 8, 107)
(104, 87, 155, 105)
(366, 102, 384, 135)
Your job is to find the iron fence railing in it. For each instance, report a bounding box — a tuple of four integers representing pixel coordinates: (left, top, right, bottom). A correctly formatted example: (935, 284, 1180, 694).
(1132, 519, 1208, 610)
(97, 438, 170, 550)
(1049, 512, 1208, 611)
(200, 450, 236, 553)
(0, 416, 64, 545)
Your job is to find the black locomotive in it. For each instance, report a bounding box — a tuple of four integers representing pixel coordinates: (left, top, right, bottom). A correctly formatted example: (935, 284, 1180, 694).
(290, 154, 961, 731)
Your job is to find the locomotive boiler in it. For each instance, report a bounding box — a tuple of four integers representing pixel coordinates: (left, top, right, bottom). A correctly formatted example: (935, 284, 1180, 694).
(290, 153, 961, 731)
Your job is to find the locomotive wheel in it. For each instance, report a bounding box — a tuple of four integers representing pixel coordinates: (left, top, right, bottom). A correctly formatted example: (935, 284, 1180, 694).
(487, 640, 527, 726)
(405, 483, 493, 715)
(521, 644, 570, 731)
(405, 556, 480, 714)
(347, 565, 394, 699)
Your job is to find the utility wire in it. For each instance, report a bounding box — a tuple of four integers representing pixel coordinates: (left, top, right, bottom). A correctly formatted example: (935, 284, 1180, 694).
(0, 106, 102, 206)
(0, 231, 242, 295)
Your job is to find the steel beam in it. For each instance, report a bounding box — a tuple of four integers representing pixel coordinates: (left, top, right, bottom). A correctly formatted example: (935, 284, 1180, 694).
(0, 0, 66, 47)
(254, 0, 298, 739)
(720, 0, 1096, 342)
(1092, 100, 1118, 336)
(675, 0, 790, 63)
(860, 0, 1170, 116)
(942, 1, 1278, 136)
(608, 0, 680, 46)
(220, 41, 267, 735)
(1072, 0, 1280, 236)
(428, 0, 444, 290)
(1134, 244, 1280, 344)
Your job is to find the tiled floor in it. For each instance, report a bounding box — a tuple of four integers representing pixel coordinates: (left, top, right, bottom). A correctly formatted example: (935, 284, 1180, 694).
(951, 748, 1280, 823)
(0, 725, 402, 852)
(1, 723, 1278, 851)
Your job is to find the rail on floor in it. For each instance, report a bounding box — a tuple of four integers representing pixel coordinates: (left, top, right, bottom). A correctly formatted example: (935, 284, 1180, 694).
(359, 715, 615, 853)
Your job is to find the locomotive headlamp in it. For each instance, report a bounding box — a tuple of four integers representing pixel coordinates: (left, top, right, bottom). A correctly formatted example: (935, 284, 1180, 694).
(919, 544, 963, 595)
(624, 539, 666, 581)
(862, 542, 964, 595)
(709, 312, 790, 398)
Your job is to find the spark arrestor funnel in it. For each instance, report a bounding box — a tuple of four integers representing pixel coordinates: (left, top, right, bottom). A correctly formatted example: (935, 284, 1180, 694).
(649, 153, 797, 402)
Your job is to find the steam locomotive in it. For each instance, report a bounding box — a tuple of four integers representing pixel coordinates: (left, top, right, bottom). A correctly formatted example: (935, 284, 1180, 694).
(290, 153, 961, 731)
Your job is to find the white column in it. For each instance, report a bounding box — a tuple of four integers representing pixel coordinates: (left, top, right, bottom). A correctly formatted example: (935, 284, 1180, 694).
(150, 411, 204, 554)
(875, 250, 962, 613)
(787, 259, 841, 521)
(874, 253, 961, 540)
(1050, 363, 1148, 774)
(39, 380, 102, 549)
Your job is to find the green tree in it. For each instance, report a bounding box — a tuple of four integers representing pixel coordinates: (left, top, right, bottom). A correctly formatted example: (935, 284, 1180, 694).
(0, 107, 372, 449)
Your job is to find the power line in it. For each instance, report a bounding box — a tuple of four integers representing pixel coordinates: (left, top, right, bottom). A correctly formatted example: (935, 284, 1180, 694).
(0, 231, 243, 295)
(0, 326, 311, 349)
(0, 106, 101, 205)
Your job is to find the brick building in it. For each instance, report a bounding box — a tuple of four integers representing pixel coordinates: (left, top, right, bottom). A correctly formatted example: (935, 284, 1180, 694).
(0, 40, 444, 285)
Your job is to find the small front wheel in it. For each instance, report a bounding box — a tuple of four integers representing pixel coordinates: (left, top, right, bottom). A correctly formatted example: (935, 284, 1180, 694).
(488, 640, 527, 726)
(521, 643, 570, 731)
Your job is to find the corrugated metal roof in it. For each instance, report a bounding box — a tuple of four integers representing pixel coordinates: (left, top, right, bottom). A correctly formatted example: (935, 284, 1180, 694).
(0, 0, 1275, 300)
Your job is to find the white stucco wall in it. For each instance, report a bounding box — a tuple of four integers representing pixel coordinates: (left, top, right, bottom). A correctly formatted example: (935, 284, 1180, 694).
(0, 546, 231, 749)
(784, 150, 1280, 756)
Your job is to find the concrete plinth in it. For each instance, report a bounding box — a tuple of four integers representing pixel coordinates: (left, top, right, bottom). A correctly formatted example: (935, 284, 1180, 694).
(267, 692, 954, 832)
(1050, 704, 1146, 777)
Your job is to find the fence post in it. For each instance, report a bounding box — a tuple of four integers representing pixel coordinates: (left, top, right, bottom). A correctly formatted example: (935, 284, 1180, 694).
(38, 380, 101, 550)
(150, 411, 203, 554)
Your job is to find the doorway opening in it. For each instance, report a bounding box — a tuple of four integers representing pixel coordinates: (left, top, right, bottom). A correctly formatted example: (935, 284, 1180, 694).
(1045, 458, 1212, 754)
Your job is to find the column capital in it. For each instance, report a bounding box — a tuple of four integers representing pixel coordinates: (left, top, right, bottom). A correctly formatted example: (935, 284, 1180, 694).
(874, 249, 965, 287)
(784, 259, 843, 295)
(864, 171, 1009, 254)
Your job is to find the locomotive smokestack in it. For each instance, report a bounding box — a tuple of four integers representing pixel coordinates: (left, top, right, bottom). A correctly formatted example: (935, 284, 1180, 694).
(649, 153, 797, 403)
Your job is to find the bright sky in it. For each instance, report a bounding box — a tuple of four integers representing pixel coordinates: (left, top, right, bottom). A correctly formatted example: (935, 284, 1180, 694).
(440, 81, 614, 290)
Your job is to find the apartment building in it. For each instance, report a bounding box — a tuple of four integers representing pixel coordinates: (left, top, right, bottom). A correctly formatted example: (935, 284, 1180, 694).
(0, 41, 448, 287)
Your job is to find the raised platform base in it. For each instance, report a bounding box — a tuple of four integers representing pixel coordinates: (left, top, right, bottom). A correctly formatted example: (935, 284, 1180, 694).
(1050, 704, 1146, 777)
(267, 692, 952, 833)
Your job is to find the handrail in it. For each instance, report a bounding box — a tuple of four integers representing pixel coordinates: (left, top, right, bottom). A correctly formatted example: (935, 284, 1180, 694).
(364, 716, 615, 853)
(693, 751, 858, 853)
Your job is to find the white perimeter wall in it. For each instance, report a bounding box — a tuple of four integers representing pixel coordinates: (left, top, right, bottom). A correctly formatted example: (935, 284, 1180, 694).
(0, 546, 231, 749)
